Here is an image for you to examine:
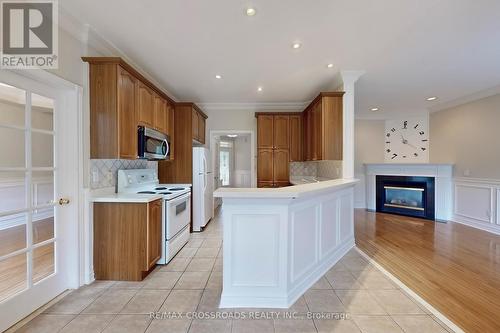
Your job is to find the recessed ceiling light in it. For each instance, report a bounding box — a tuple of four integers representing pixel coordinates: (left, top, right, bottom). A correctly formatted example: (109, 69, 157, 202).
(227, 134, 238, 138)
(370, 107, 379, 112)
(426, 96, 438, 101)
(246, 8, 256, 16)
(257, 87, 263, 92)
(327, 64, 334, 68)
(215, 75, 222, 79)
(292, 42, 301, 49)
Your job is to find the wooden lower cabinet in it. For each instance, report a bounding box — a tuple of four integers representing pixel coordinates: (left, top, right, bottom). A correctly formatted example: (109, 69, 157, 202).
(257, 148, 290, 188)
(93, 199, 162, 281)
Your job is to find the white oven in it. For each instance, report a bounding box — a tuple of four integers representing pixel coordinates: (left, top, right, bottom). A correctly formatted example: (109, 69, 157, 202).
(159, 191, 191, 264)
(165, 192, 191, 239)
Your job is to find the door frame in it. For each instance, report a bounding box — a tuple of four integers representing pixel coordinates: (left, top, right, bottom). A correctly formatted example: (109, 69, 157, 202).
(210, 130, 256, 188)
(0, 69, 83, 332)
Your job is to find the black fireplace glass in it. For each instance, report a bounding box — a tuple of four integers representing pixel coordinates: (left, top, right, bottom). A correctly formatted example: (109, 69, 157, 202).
(384, 186, 424, 211)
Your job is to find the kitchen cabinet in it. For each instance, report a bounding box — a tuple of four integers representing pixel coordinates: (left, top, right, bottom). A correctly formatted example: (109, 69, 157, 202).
(257, 115, 274, 148)
(158, 103, 207, 184)
(289, 115, 303, 162)
(154, 94, 168, 134)
(273, 115, 290, 149)
(83, 57, 176, 159)
(147, 199, 162, 269)
(191, 107, 207, 144)
(273, 149, 290, 186)
(257, 149, 274, 184)
(93, 199, 162, 281)
(137, 81, 155, 127)
(303, 92, 344, 161)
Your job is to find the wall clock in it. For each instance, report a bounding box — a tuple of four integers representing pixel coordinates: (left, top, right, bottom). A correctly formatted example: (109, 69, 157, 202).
(384, 117, 429, 163)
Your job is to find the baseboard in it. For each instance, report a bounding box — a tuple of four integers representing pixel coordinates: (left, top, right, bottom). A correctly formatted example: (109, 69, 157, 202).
(451, 215, 500, 236)
(354, 247, 464, 333)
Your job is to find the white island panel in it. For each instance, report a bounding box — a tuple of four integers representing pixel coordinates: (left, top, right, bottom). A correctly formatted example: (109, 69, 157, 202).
(216, 179, 357, 308)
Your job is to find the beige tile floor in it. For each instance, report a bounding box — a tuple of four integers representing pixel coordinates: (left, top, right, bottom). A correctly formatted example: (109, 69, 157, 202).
(11, 211, 454, 333)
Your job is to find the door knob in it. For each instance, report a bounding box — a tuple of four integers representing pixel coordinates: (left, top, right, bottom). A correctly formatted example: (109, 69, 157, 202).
(58, 198, 70, 205)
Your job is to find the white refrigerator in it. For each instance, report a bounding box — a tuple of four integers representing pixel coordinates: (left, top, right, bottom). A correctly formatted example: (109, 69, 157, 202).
(193, 147, 214, 231)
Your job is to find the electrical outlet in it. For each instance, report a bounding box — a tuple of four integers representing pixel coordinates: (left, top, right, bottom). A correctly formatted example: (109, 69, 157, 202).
(106, 171, 113, 183)
(463, 169, 471, 177)
(92, 169, 99, 183)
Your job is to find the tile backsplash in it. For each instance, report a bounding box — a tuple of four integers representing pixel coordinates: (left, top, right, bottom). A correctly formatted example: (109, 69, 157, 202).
(90, 159, 158, 189)
(290, 160, 342, 179)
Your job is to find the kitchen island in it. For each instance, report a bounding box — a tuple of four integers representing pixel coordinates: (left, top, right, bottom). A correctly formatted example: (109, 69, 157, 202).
(213, 178, 358, 308)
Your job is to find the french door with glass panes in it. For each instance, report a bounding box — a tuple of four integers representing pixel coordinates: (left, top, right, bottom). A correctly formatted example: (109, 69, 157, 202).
(0, 73, 79, 331)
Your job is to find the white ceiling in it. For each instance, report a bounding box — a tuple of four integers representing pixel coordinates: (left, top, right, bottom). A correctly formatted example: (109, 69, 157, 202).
(62, 0, 500, 117)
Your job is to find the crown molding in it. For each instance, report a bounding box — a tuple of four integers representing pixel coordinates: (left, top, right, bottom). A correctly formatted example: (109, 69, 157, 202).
(429, 84, 500, 113)
(196, 102, 310, 112)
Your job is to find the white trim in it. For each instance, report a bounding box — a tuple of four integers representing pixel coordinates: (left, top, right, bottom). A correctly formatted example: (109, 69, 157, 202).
(210, 130, 257, 188)
(429, 84, 500, 113)
(354, 247, 464, 333)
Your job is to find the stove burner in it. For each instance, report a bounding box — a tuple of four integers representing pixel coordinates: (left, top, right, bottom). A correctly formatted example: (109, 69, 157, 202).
(155, 187, 168, 190)
(137, 191, 156, 194)
(169, 187, 185, 191)
(159, 192, 173, 195)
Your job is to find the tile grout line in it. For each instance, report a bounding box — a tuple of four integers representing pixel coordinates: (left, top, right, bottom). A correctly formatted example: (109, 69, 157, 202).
(354, 246, 465, 333)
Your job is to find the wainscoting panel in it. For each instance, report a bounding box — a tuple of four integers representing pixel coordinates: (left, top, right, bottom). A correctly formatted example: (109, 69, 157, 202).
(453, 178, 500, 235)
(290, 205, 318, 283)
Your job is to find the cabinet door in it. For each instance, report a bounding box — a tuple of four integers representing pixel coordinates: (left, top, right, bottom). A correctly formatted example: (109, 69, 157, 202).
(198, 114, 205, 144)
(137, 82, 154, 127)
(257, 149, 273, 183)
(304, 110, 312, 161)
(289, 115, 303, 161)
(273, 115, 290, 149)
(257, 115, 274, 148)
(312, 102, 322, 160)
(273, 149, 289, 183)
(154, 95, 168, 133)
(117, 67, 137, 159)
(192, 109, 199, 141)
(147, 200, 162, 270)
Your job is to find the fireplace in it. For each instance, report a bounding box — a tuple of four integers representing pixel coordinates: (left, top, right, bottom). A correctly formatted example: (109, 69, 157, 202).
(376, 175, 435, 220)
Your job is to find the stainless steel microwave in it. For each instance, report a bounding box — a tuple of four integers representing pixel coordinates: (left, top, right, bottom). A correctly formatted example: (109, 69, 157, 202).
(138, 126, 170, 160)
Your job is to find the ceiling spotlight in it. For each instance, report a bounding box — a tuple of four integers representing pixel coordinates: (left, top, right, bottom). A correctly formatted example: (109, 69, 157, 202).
(215, 75, 222, 79)
(426, 96, 438, 101)
(257, 87, 263, 92)
(227, 134, 238, 138)
(370, 107, 379, 112)
(246, 8, 256, 16)
(292, 42, 301, 49)
(327, 64, 334, 68)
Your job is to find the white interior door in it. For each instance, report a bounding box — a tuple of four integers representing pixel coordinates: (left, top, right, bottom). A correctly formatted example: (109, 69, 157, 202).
(0, 72, 79, 331)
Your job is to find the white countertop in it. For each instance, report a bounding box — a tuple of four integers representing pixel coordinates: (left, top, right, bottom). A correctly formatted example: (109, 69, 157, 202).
(214, 178, 358, 199)
(90, 188, 163, 203)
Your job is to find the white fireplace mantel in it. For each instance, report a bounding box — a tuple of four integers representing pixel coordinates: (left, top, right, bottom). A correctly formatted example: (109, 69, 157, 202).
(364, 163, 454, 221)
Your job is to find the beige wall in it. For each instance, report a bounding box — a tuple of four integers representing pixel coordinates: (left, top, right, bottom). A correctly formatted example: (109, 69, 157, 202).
(354, 119, 385, 175)
(430, 93, 500, 179)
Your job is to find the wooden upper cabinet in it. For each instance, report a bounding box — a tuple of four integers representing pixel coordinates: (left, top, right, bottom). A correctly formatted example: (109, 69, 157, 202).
(137, 81, 155, 127)
(289, 115, 302, 162)
(257, 115, 274, 148)
(166, 101, 175, 160)
(154, 94, 168, 134)
(192, 109, 199, 141)
(83, 57, 177, 160)
(198, 114, 205, 144)
(117, 67, 138, 159)
(147, 199, 162, 270)
(303, 92, 344, 161)
(273, 115, 289, 149)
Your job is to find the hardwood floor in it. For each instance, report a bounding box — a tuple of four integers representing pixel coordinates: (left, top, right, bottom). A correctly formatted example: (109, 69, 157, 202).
(0, 218, 55, 301)
(355, 209, 500, 333)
